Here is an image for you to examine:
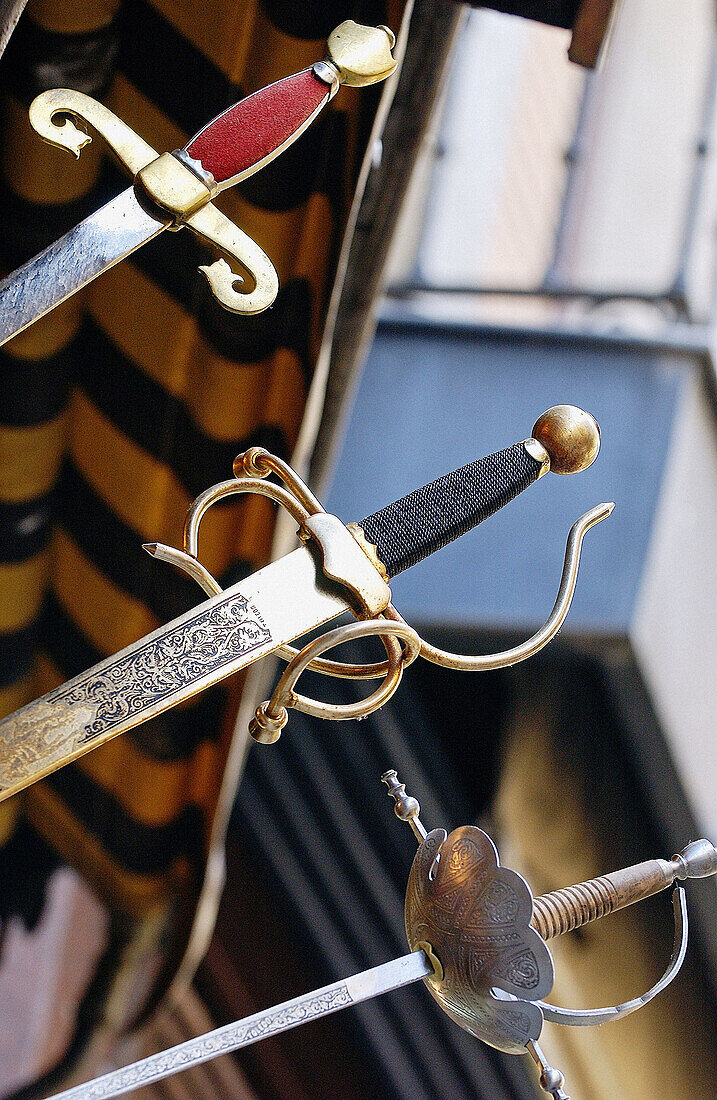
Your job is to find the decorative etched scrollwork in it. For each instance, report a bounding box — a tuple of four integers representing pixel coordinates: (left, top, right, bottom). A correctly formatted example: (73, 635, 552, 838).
(404, 825, 555, 1054)
(59, 984, 353, 1100)
(0, 593, 271, 792)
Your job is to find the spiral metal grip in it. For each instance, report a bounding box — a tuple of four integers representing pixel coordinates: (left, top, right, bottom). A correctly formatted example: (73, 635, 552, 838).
(532, 876, 624, 940)
(359, 443, 543, 577)
(530, 841, 717, 941)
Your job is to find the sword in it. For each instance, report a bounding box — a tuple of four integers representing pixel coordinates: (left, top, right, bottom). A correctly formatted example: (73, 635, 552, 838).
(0, 405, 607, 802)
(0, 20, 397, 344)
(41, 775, 717, 1100)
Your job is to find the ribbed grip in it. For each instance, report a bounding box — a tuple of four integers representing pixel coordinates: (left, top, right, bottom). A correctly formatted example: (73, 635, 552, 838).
(185, 69, 330, 188)
(359, 443, 543, 578)
(531, 877, 619, 941)
(531, 858, 673, 941)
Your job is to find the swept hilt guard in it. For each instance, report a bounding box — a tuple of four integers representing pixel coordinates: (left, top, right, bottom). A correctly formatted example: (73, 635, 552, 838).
(383, 770, 717, 1098)
(146, 409, 609, 742)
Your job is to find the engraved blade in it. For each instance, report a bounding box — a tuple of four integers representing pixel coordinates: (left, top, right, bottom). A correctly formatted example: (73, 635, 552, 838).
(0, 545, 349, 802)
(0, 187, 170, 346)
(46, 952, 432, 1100)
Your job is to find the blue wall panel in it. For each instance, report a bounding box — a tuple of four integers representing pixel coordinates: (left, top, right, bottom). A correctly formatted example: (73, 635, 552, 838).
(327, 320, 684, 636)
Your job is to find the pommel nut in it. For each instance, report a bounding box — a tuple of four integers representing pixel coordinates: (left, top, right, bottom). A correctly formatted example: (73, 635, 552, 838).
(673, 839, 717, 879)
(249, 702, 288, 744)
(531, 405, 600, 475)
(326, 21, 397, 86)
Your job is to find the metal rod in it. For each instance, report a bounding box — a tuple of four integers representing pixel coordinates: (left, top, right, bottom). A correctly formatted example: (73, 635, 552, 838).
(387, 281, 685, 305)
(379, 306, 714, 360)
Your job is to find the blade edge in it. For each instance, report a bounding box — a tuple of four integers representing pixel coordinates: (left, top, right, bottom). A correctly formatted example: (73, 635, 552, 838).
(0, 0, 28, 58)
(0, 187, 169, 345)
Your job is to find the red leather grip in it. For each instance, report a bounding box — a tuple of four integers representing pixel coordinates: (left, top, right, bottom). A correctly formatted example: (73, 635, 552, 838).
(185, 69, 330, 187)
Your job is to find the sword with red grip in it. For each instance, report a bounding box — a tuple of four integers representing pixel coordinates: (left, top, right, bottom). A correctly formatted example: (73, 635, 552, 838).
(0, 21, 397, 343)
(184, 19, 397, 188)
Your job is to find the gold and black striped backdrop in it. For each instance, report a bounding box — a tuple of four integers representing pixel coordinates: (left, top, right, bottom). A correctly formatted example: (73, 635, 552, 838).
(0, 0, 404, 1033)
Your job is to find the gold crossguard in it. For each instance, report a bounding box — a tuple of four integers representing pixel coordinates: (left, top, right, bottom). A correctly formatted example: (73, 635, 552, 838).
(27, 89, 279, 315)
(24, 22, 398, 317)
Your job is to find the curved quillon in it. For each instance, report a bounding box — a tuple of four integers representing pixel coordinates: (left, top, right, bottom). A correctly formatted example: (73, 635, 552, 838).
(146, 404, 609, 742)
(0, 403, 607, 800)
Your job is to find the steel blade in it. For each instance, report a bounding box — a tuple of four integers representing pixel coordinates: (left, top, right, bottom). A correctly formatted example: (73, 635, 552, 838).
(0, 187, 169, 345)
(0, 545, 349, 801)
(0, 0, 28, 58)
(47, 951, 431, 1100)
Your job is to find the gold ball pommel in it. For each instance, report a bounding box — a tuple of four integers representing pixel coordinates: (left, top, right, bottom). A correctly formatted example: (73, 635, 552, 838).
(531, 405, 601, 476)
(325, 21, 397, 87)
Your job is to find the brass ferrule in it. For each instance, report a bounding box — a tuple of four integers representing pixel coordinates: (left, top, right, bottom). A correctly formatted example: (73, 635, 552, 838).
(347, 522, 390, 583)
(135, 151, 214, 222)
(171, 148, 219, 198)
(414, 940, 443, 983)
(524, 437, 551, 477)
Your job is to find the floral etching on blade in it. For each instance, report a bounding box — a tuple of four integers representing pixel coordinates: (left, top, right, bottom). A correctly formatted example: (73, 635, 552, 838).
(0, 592, 272, 789)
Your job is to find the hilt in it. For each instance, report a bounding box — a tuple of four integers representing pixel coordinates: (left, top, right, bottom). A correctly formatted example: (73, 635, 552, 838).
(26, 22, 397, 317)
(184, 22, 397, 191)
(531, 839, 717, 940)
(146, 411, 609, 743)
(385, 771, 716, 1099)
(358, 405, 600, 577)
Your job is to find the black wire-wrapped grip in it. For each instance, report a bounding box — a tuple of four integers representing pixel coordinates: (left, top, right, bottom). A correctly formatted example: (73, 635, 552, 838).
(359, 442, 543, 578)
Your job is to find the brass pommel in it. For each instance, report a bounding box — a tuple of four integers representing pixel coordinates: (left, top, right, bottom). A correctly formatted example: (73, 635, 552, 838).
(325, 21, 397, 87)
(531, 405, 601, 475)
